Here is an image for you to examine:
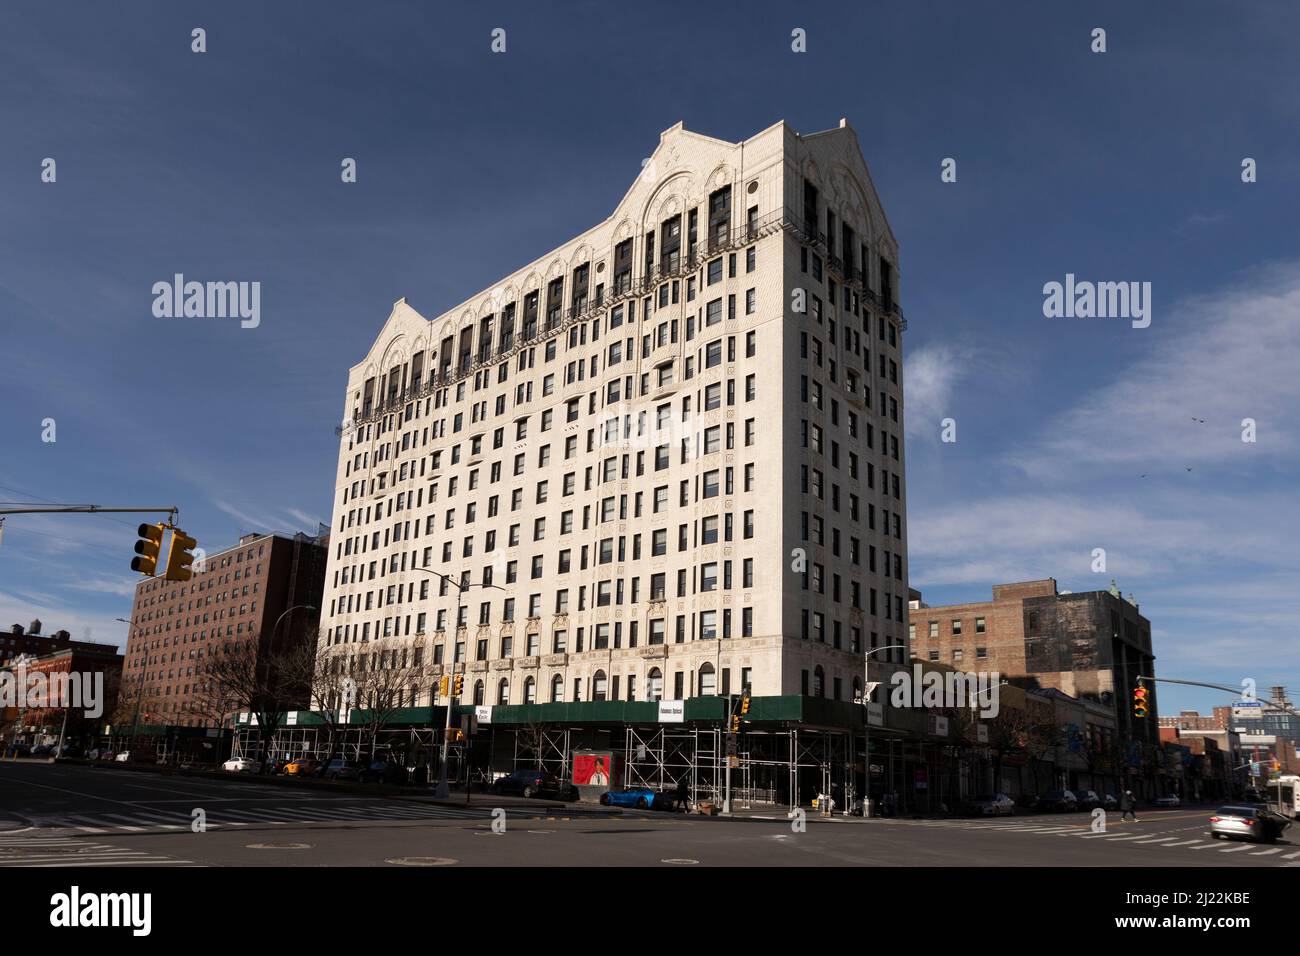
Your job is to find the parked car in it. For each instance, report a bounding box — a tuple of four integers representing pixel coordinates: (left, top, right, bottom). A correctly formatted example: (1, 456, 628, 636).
(114, 751, 132, 762)
(319, 759, 361, 781)
(222, 757, 262, 773)
(1154, 793, 1181, 808)
(1039, 790, 1079, 812)
(1074, 790, 1103, 812)
(599, 786, 665, 810)
(284, 758, 319, 776)
(1242, 787, 1268, 804)
(1210, 805, 1291, 843)
(30, 744, 53, 757)
(963, 793, 1016, 817)
(359, 760, 405, 785)
(1102, 793, 1119, 811)
(491, 769, 570, 799)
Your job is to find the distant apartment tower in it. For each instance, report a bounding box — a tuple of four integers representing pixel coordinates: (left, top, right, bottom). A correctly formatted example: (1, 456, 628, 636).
(909, 578, 1158, 749)
(122, 532, 329, 727)
(319, 119, 909, 712)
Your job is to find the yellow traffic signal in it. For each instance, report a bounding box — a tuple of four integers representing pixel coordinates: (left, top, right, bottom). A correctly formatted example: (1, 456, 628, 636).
(730, 715, 740, 733)
(452, 674, 464, 696)
(740, 694, 751, 716)
(438, 676, 450, 697)
(1132, 683, 1149, 718)
(131, 523, 165, 576)
(164, 528, 197, 581)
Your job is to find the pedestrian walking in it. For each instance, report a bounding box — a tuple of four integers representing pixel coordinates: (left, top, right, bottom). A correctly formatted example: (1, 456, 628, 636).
(1120, 789, 1139, 822)
(675, 777, 690, 813)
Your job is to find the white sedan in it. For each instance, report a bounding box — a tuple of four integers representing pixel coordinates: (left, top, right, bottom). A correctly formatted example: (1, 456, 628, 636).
(114, 751, 131, 762)
(222, 757, 262, 773)
(1154, 793, 1181, 807)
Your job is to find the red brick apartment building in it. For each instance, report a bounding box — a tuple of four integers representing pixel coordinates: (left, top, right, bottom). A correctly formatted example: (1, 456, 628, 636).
(121, 531, 328, 728)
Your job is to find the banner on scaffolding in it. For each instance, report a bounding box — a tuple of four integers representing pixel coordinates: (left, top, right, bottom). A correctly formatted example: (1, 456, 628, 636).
(657, 699, 685, 723)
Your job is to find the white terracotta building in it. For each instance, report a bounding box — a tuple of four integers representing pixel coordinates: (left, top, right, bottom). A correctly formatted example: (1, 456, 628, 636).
(318, 118, 909, 717)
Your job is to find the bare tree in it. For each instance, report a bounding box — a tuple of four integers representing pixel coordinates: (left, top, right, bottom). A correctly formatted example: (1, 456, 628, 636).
(1026, 707, 1067, 794)
(348, 645, 434, 761)
(190, 635, 300, 767)
(274, 636, 352, 767)
(984, 705, 1032, 794)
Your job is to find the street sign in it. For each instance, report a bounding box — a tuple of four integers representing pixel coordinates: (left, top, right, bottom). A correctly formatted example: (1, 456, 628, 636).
(727, 756, 741, 769)
(726, 733, 738, 756)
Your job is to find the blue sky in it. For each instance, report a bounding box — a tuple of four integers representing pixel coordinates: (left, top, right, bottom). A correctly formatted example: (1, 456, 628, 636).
(2, 0, 1297, 715)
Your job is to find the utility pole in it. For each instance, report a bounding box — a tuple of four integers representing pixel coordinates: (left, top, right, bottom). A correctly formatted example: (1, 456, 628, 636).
(407, 566, 504, 801)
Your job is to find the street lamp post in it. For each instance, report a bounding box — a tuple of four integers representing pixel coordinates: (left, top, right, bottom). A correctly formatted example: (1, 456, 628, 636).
(262, 605, 316, 764)
(861, 644, 907, 817)
(409, 567, 504, 800)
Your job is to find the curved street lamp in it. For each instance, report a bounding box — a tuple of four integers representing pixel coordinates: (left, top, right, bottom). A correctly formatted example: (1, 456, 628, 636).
(860, 643, 908, 818)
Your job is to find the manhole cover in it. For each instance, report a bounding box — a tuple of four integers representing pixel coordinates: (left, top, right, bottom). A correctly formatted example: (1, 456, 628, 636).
(660, 858, 700, 865)
(246, 842, 312, 849)
(386, 856, 458, 866)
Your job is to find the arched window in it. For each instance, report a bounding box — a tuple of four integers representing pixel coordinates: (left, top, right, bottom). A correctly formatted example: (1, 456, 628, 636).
(473, 679, 485, 706)
(593, 670, 608, 702)
(550, 674, 564, 703)
(813, 666, 825, 698)
(698, 662, 717, 696)
(524, 676, 536, 704)
(497, 678, 509, 705)
(647, 667, 663, 702)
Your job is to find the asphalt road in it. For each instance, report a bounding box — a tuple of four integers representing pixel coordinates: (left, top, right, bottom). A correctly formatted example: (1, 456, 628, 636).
(1, 760, 1295, 868)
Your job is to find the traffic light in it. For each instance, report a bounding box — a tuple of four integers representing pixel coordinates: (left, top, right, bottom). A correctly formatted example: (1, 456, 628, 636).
(164, 528, 197, 581)
(730, 715, 740, 733)
(1132, 682, 1149, 718)
(131, 523, 165, 576)
(740, 692, 751, 716)
(452, 674, 464, 697)
(438, 676, 450, 697)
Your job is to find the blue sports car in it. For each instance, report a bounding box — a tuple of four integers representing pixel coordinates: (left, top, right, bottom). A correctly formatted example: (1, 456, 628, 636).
(599, 787, 665, 809)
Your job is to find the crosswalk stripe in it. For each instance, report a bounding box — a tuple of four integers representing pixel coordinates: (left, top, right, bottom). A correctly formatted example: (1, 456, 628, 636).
(24, 858, 195, 867)
(1282, 850, 1300, 859)
(1187, 842, 1223, 849)
(1134, 837, 1178, 844)
(1219, 844, 1256, 853)
(1251, 847, 1283, 855)
(60, 816, 110, 833)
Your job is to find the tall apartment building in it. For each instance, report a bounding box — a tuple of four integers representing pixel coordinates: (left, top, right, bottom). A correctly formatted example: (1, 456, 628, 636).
(122, 532, 329, 728)
(320, 119, 908, 725)
(909, 578, 1160, 754)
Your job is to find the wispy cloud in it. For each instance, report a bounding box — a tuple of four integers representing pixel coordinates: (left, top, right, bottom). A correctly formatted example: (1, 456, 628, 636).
(903, 341, 985, 440)
(1005, 262, 1300, 480)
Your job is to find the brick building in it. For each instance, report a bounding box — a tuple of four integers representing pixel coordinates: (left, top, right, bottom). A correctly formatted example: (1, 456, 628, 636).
(908, 578, 1160, 776)
(1, 644, 123, 747)
(0, 621, 104, 666)
(121, 531, 329, 728)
